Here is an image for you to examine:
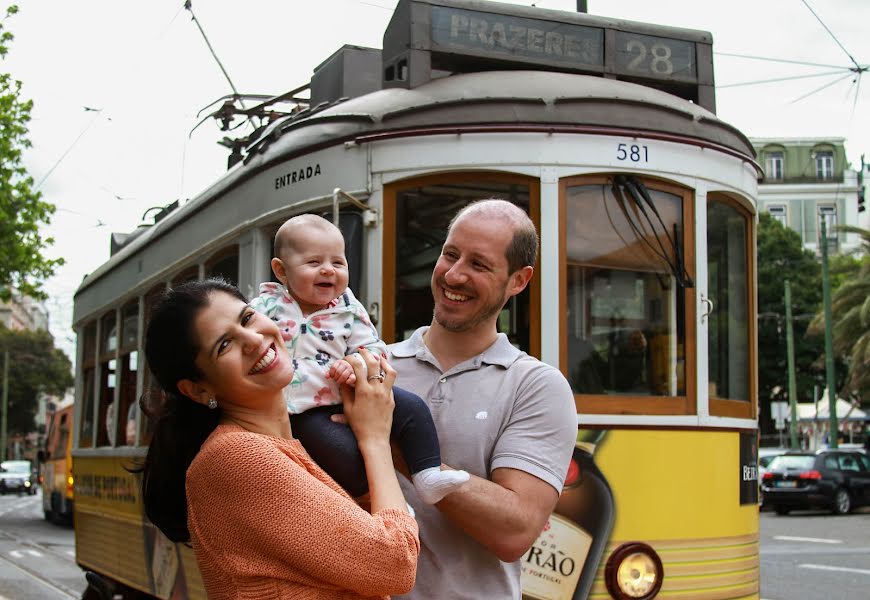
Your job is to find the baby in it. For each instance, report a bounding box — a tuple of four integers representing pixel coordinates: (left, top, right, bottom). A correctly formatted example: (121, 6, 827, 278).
(251, 214, 468, 503)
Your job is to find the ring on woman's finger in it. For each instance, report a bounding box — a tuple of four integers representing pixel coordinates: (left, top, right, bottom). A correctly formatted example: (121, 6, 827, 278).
(367, 371, 386, 383)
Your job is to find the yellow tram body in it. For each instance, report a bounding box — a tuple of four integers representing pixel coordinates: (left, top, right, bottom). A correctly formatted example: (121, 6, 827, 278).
(593, 430, 759, 599)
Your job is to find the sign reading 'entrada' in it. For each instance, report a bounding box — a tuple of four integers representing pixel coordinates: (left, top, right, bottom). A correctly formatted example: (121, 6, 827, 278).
(275, 163, 322, 190)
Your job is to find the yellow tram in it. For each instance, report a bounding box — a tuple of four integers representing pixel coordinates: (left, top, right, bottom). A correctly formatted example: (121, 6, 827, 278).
(70, 2, 760, 598)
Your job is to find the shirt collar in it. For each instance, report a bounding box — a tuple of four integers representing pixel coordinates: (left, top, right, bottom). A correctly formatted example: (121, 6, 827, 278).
(390, 326, 522, 369)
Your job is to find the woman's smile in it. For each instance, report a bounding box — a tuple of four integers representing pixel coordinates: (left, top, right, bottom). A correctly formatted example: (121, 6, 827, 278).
(249, 343, 279, 375)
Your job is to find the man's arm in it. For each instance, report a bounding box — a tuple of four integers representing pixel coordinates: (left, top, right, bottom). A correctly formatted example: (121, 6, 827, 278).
(435, 466, 559, 562)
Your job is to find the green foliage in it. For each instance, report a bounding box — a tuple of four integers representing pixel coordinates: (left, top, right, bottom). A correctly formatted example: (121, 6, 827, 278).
(0, 324, 73, 435)
(756, 213, 829, 432)
(0, 5, 63, 301)
(809, 226, 870, 401)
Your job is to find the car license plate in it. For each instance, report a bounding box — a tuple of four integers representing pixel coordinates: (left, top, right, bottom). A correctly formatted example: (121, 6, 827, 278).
(777, 480, 797, 488)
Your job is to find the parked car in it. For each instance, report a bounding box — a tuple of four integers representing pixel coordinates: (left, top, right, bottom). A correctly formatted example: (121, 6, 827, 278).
(758, 447, 789, 509)
(0, 460, 37, 495)
(761, 450, 870, 515)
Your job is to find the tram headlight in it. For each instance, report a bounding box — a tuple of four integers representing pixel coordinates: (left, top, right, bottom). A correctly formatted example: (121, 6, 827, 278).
(605, 542, 663, 599)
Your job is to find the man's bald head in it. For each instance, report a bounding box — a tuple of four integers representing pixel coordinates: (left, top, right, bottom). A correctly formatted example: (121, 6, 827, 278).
(449, 199, 538, 273)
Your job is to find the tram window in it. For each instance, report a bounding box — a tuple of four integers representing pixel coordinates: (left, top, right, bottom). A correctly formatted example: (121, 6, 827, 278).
(172, 266, 199, 286)
(97, 312, 118, 447)
(139, 284, 166, 446)
(206, 246, 240, 285)
(707, 199, 750, 406)
(117, 301, 139, 446)
(79, 321, 97, 448)
(387, 177, 534, 352)
(563, 178, 693, 409)
(79, 368, 96, 447)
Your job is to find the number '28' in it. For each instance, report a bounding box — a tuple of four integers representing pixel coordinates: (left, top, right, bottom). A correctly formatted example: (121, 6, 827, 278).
(616, 143, 649, 163)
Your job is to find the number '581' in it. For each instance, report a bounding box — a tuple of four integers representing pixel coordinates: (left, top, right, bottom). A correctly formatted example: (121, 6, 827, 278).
(616, 143, 649, 163)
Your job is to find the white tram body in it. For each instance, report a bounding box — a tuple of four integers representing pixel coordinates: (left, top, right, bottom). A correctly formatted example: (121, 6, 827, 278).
(72, 2, 760, 599)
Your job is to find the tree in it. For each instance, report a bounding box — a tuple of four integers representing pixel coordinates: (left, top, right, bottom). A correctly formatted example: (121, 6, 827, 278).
(0, 324, 73, 435)
(809, 226, 870, 402)
(756, 213, 826, 434)
(0, 5, 63, 301)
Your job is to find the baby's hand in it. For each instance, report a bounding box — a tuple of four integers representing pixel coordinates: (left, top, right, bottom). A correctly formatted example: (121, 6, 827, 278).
(330, 359, 357, 387)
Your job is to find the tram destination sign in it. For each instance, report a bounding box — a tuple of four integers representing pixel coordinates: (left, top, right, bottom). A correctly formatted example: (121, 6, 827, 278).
(383, 0, 714, 110)
(431, 5, 604, 69)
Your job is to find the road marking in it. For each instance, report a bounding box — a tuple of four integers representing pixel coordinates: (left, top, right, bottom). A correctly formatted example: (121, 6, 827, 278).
(10, 550, 22, 559)
(65, 549, 75, 557)
(26, 549, 43, 557)
(773, 535, 843, 544)
(800, 563, 870, 576)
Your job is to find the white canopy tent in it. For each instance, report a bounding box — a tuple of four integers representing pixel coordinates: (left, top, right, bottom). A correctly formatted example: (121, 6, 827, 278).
(790, 390, 867, 423)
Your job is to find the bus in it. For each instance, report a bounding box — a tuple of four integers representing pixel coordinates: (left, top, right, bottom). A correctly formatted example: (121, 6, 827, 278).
(40, 398, 75, 523)
(70, 1, 760, 598)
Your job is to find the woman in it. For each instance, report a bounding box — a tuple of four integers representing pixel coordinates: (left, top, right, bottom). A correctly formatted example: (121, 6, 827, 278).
(140, 279, 418, 599)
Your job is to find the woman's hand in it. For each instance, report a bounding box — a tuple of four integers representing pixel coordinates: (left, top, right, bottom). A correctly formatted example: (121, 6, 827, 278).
(339, 350, 409, 515)
(339, 349, 396, 448)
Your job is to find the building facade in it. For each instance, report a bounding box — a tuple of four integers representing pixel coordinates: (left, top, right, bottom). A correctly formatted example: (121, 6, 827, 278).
(753, 137, 863, 255)
(0, 292, 49, 332)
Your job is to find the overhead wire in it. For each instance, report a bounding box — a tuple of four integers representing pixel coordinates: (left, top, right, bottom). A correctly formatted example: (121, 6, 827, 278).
(789, 71, 855, 104)
(717, 69, 851, 89)
(715, 52, 848, 70)
(800, 0, 863, 72)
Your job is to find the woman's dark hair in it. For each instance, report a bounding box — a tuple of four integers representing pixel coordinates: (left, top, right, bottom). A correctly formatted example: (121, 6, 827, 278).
(138, 278, 246, 542)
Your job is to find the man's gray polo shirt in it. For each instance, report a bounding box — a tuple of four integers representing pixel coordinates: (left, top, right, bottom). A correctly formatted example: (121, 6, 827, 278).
(390, 327, 577, 600)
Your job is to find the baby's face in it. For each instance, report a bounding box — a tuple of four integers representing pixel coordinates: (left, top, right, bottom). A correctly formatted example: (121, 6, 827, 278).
(279, 227, 349, 313)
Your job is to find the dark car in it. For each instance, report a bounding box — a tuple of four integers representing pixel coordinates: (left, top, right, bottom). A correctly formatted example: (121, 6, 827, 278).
(761, 450, 870, 515)
(0, 460, 37, 495)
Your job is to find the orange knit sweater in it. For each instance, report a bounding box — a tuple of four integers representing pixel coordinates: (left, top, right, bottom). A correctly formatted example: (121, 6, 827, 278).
(186, 424, 419, 599)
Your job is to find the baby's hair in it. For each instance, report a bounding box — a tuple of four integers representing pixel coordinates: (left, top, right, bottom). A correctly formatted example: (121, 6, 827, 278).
(274, 214, 342, 257)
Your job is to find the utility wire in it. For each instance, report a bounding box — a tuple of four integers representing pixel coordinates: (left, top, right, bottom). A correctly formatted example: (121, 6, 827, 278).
(789, 71, 854, 104)
(183, 1, 244, 107)
(35, 112, 104, 192)
(800, 0, 863, 72)
(715, 52, 846, 70)
(718, 69, 850, 89)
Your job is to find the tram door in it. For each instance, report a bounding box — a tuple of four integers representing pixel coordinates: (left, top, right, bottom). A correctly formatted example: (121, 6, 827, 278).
(383, 174, 540, 356)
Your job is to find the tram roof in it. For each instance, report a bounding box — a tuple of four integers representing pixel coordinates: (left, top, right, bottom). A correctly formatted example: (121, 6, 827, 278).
(244, 69, 754, 164)
(75, 69, 755, 309)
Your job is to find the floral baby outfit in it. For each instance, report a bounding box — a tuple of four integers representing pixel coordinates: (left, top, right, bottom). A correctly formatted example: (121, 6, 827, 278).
(251, 282, 387, 414)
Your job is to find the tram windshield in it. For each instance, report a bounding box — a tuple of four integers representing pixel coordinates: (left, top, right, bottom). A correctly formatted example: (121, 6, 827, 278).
(391, 177, 534, 352)
(565, 179, 688, 398)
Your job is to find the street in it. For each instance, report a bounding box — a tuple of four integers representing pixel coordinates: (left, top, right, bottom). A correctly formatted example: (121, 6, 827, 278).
(0, 491, 86, 600)
(761, 506, 870, 600)
(2, 490, 870, 599)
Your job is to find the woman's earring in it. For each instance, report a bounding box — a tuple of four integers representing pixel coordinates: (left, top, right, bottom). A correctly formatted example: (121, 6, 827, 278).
(207, 398, 218, 410)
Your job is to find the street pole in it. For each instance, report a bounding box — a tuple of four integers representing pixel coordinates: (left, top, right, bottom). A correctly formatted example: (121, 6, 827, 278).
(1, 350, 8, 462)
(784, 281, 799, 449)
(820, 220, 838, 448)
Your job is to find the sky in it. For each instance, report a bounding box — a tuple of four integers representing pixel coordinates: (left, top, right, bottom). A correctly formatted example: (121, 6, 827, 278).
(3, 0, 869, 361)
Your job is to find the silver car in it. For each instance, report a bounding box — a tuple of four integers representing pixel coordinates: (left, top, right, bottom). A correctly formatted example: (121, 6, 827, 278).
(0, 460, 36, 495)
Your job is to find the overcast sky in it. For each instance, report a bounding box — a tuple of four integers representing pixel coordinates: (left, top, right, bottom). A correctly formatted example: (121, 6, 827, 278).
(4, 0, 869, 360)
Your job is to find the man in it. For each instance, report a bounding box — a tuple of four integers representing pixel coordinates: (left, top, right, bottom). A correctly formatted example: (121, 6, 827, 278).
(389, 199, 577, 599)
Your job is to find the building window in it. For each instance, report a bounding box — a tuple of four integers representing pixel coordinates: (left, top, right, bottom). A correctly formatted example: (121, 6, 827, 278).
(818, 205, 838, 253)
(815, 151, 833, 180)
(768, 204, 787, 227)
(765, 152, 784, 181)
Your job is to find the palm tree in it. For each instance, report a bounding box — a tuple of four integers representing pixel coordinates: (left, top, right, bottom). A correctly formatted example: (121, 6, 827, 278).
(809, 226, 870, 400)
